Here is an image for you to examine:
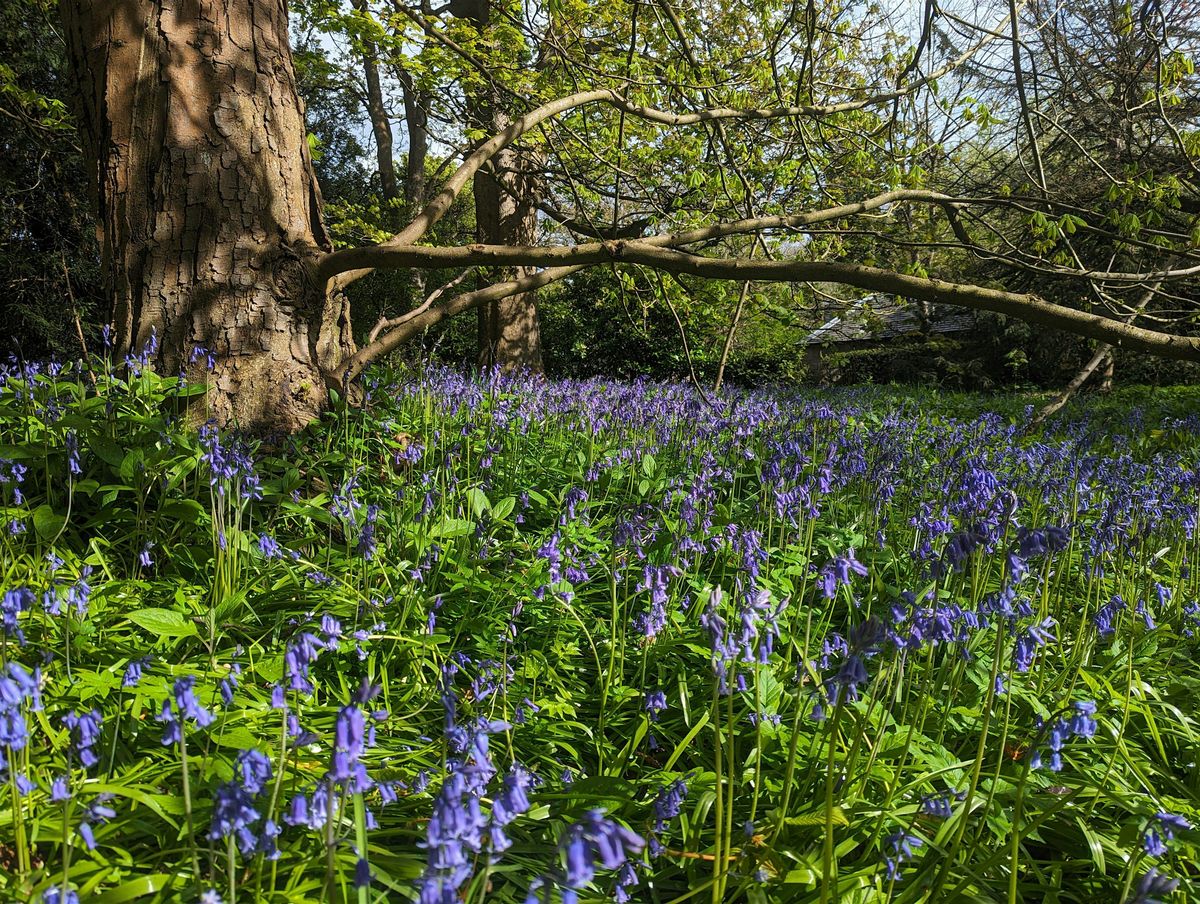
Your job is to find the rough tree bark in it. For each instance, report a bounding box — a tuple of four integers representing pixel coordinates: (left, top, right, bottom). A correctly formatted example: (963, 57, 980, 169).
(473, 139, 543, 370)
(60, 0, 353, 433)
(450, 0, 543, 372)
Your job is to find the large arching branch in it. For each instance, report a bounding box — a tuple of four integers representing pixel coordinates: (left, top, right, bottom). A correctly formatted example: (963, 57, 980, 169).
(319, 189, 964, 284)
(338, 240, 1200, 375)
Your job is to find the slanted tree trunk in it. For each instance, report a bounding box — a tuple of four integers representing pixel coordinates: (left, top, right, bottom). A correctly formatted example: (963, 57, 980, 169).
(60, 0, 353, 433)
(353, 0, 399, 208)
(395, 64, 429, 209)
(450, 0, 543, 372)
(394, 59, 431, 301)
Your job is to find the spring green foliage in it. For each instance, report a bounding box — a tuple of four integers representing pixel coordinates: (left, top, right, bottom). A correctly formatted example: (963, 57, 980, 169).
(0, 355, 1198, 902)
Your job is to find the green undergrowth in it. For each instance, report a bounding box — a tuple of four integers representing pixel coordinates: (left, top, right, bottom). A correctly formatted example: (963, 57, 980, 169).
(0, 357, 1197, 903)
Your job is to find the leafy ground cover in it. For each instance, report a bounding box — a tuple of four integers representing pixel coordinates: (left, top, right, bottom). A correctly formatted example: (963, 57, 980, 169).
(1, 352, 1198, 903)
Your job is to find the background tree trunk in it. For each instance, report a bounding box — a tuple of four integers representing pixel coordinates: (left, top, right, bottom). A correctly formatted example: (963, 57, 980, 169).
(450, 0, 543, 372)
(60, 0, 353, 433)
(473, 137, 544, 371)
(353, 0, 399, 209)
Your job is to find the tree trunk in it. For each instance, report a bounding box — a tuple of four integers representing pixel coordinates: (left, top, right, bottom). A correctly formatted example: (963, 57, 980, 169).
(395, 65, 429, 209)
(353, 0, 399, 207)
(473, 139, 543, 371)
(450, 0, 543, 372)
(60, 0, 353, 434)
(395, 62, 430, 301)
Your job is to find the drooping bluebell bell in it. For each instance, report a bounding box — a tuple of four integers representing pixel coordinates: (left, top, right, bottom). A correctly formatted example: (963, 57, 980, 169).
(652, 778, 689, 832)
(883, 831, 923, 880)
(41, 888, 80, 904)
(919, 791, 964, 819)
(644, 690, 667, 721)
(208, 780, 261, 856)
(1031, 700, 1098, 772)
(1095, 595, 1127, 639)
(561, 809, 646, 897)
(65, 430, 81, 476)
(1144, 812, 1191, 857)
(1136, 598, 1157, 631)
(50, 774, 70, 802)
(66, 567, 93, 618)
(1068, 701, 1098, 738)
(1013, 618, 1056, 673)
(1, 587, 33, 643)
(817, 550, 868, 599)
(236, 749, 272, 795)
(62, 709, 102, 768)
(78, 793, 116, 850)
(257, 534, 283, 559)
(355, 856, 372, 890)
(158, 676, 215, 745)
(0, 459, 28, 505)
(122, 656, 151, 688)
(1127, 868, 1180, 904)
(489, 765, 534, 854)
(0, 662, 40, 751)
(357, 504, 380, 559)
(328, 703, 373, 793)
(283, 632, 325, 694)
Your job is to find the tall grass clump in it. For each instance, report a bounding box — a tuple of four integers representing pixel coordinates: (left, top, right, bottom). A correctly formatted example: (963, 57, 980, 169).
(0, 346, 1197, 902)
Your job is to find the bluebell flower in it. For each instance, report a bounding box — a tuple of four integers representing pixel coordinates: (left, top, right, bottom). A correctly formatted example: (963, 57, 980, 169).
(1, 587, 34, 642)
(64, 431, 82, 476)
(491, 765, 533, 832)
(514, 697, 539, 724)
(919, 790, 963, 819)
(1136, 598, 1157, 631)
(0, 663, 39, 751)
(188, 345, 217, 371)
(884, 831, 923, 880)
(158, 676, 214, 745)
(357, 504, 380, 560)
(817, 550, 868, 599)
(62, 709, 102, 768)
(1095, 595, 1126, 639)
(643, 690, 667, 721)
(1144, 812, 1191, 857)
(122, 657, 151, 688)
(42, 888, 80, 904)
(653, 779, 689, 832)
(1127, 868, 1180, 904)
(66, 567, 93, 618)
(355, 857, 372, 889)
(79, 793, 116, 850)
(1013, 618, 1055, 673)
(1068, 701, 1098, 738)
(42, 588, 61, 617)
(208, 780, 261, 855)
(561, 810, 646, 895)
(236, 749, 272, 795)
(329, 703, 372, 793)
(257, 535, 283, 559)
(50, 775, 71, 802)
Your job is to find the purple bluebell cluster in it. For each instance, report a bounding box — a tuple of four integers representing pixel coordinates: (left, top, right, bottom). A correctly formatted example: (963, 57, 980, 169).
(4, 358, 1200, 900)
(158, 677, 215, 745)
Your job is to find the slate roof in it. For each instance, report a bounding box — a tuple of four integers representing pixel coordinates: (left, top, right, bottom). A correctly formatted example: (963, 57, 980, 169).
(805, 294, 976, 346)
